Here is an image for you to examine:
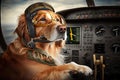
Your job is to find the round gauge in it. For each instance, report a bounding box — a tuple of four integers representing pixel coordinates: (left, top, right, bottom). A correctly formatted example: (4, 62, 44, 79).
(111, 43, 120, 54)
(95, 25, 105, 36)
(111, 26, 120, 36)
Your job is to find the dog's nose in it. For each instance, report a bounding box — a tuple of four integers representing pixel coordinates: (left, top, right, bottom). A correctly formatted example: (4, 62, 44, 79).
(57, 25, 66, 33)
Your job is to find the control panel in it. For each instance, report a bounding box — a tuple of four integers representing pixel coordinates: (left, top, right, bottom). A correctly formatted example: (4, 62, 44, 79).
(58, 6, 120, 78)
(64, 22, 120, 65)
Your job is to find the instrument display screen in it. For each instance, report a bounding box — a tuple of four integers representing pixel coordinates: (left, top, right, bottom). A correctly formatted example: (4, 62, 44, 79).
(66, 27, 80, 44)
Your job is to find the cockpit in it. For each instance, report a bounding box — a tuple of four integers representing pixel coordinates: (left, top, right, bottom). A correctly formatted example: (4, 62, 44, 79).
(1, 0, 120, 80)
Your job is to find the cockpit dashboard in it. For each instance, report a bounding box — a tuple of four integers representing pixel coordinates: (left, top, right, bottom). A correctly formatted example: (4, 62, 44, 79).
(58, 6, 120, 80)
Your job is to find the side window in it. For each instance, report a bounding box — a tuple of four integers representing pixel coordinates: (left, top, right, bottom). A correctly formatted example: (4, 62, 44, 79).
(0, 26, 7, 52)
(0, 25, 17, 52)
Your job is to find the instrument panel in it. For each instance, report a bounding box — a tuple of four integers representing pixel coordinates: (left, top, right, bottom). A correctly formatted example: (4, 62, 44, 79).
(58, 6, 120, 79)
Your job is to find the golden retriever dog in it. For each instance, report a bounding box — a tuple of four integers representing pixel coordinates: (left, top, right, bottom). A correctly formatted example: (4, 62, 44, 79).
(0, 2, 92, 80)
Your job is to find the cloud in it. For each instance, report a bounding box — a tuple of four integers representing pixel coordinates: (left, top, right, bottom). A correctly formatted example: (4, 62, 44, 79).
(1, 4, 25, 25)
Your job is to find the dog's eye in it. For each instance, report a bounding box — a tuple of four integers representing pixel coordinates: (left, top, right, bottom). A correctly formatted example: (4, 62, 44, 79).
(56, 18, 59, 22)
(40, 18, 46, 21)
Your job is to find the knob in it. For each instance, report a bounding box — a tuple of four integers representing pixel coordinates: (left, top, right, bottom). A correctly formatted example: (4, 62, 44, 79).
(111, 26, 120, 37)
(95, 25, 105, 36)
(111, 43, 120, 54)
(112, 26, 120, 36)
(62, 48, 68, 54)
(83, 53, 90, 59)
(63, 50, 68, 53)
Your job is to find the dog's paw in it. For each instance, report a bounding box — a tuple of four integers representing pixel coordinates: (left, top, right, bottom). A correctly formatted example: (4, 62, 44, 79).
(69, 70, 93, 80)
(70, 62, 93, 76)
(78, 65, 93, 76)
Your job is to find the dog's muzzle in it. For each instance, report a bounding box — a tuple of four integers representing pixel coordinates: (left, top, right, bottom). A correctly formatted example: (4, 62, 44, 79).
(54, 25, 67, 41)
(57, 25, 66, 34)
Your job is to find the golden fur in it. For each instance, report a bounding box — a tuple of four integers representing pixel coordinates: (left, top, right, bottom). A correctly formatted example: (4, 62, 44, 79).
(0, 10, 92, 80)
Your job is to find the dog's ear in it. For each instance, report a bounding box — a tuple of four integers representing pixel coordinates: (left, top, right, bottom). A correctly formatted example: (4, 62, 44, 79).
(15, 14, 30, 41)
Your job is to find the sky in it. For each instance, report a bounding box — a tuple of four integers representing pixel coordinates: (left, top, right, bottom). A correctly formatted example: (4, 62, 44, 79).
(1, 0, 120, 25)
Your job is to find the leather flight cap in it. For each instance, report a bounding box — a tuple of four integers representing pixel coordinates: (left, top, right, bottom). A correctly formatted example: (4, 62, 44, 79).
(25, 2, 55, 38)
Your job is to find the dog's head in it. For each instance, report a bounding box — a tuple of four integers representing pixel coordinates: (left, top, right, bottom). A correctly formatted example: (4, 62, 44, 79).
(15, 2, 67, 48)
(32, 10, 67, 41)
